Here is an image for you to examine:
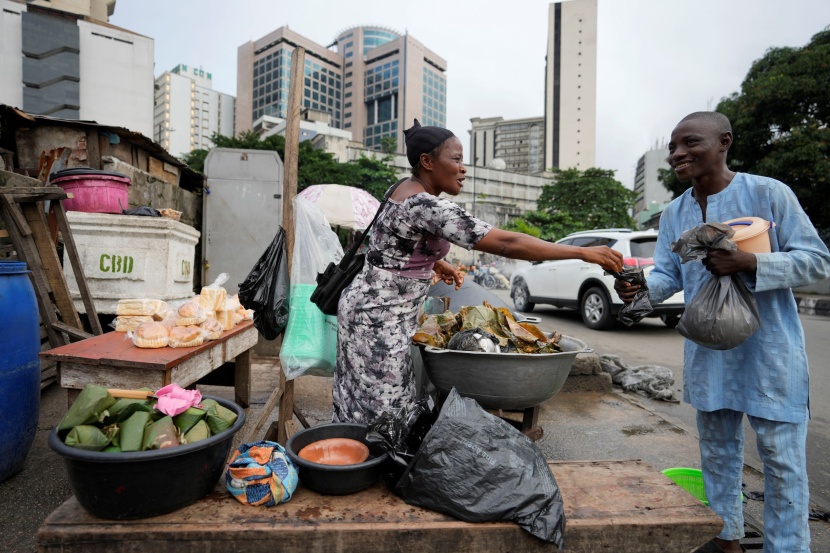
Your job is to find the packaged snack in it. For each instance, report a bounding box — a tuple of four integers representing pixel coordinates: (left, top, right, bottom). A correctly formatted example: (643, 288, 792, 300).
(201, 273, 229, 311)
(116, 299, 167, 317)
(215, 309, 235, 331)
(199, 318, 224, 340)
(168, 326, 204, 348)
(114, 315, 153, 333)
(176, 301, 207, 326)
(131, 322, 170, 348)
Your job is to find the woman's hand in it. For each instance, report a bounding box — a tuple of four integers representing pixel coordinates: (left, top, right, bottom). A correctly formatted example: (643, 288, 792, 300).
(432, 260, 465, 290)
(583, 246, 624, 273)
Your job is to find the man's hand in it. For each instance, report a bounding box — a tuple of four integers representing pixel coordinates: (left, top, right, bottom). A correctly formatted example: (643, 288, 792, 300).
(702, 249, 757, 276)
(614, 279, 640, 304)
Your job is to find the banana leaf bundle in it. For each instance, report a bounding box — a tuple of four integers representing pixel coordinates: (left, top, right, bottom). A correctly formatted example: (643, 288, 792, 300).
(56, 384, 236, 452)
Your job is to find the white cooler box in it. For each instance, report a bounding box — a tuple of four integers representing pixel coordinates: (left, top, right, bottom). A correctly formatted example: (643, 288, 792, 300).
(63, 212, 201, 315)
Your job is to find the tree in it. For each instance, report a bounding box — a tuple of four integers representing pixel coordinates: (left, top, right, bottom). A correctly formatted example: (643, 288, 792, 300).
(179, 132, 400, 201)
(502, 167, 637, 241)
(660, 27, 830, 237)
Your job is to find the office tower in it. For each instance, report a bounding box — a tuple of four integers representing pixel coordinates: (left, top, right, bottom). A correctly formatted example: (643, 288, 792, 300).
(469, 116, 546, 174)
(236, 25, 446, 152)
(544, 0, 597, 172)
(633, 145, 672, 217)
(154, 65, 235, 158)
(0, 0, 154, 137)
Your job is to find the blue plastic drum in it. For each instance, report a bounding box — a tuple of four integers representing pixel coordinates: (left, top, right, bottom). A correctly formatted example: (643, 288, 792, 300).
(0, 261, 40, 482)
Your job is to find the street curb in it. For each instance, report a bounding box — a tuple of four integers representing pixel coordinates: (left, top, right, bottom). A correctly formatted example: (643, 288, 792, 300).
(794, 295, 830, 316)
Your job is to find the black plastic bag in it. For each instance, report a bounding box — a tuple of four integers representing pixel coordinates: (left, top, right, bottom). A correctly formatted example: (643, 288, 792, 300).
(613, 267, 653, 326)
(390, 389, 565, 548)
(671, 223, 761, 350)
(238, 228, 290, 340)
(446, 328, 500, 352)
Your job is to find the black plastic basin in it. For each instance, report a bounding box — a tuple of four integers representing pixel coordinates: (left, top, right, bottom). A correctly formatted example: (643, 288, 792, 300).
(285, 423, 388, 495)
(48, 396, 245, 520)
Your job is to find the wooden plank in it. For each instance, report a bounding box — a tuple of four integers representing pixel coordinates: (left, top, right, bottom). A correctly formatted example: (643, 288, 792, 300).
(168, 345, 225, 387)
(59, 361, 167, 392)
(2, 194, 33, 236)
(233, 348, 251, 408)
(85, 129, 101, 168)
(21, 202, 84, 332)
(3, 186, 67, 198)
(51, 321, 92, 341)
(277, 368, 293, 445)
(245, 361, 283, 443)
(34, 460, 722, 553)
(52, 201, 102, 335)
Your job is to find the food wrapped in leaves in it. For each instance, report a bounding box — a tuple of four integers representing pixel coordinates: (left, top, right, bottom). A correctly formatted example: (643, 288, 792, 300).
(142, 416, 179, 450)
(120, 410, 152, 452)
(200, 399, 239, 435)
(412, 311, 459, 348)
(64, 424, 117, 451)
(173, 407, 206, 435)
(57, 385, 116, 437)
(183, 419, 210, 444)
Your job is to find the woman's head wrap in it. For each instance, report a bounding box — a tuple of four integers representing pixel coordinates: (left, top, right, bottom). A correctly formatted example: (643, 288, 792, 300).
(404, 119, 455, 168)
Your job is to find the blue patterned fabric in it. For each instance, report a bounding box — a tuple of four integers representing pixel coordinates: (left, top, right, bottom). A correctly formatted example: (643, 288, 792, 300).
(647, 173, 830, 422)
(225, 441, 298, 506)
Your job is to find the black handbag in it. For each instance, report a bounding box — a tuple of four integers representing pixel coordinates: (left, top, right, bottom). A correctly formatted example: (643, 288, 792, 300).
(310, 179, 406, 316)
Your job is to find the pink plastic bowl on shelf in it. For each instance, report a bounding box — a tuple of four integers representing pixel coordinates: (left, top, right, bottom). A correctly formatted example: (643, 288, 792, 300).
(51, 167, 131, 214)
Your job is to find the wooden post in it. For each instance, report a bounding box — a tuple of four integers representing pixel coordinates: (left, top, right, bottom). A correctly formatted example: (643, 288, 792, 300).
(277, 46, 306, 445)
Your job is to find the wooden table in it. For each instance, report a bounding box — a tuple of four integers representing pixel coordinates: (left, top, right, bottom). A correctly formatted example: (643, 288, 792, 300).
(36, 459, 722, 553)
(40, 320, 258, 407)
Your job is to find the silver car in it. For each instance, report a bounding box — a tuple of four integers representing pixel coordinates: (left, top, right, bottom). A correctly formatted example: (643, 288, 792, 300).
(509, 228, 685, 330)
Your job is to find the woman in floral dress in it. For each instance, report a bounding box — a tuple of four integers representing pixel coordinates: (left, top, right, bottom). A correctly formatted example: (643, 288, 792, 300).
(332, 121, 623, 424)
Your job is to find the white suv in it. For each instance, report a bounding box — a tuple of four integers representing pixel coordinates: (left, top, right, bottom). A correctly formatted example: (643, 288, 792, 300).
(509, 229, 685, 330)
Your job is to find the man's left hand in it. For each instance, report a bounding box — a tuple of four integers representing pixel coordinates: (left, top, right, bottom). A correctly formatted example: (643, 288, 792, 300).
(702, 249, 757, 276)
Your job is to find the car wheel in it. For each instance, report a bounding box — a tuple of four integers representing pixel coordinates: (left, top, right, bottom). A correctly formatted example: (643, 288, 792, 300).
(580, 286, 615, 330)
(511, 279, 535, 312)
(661, 314, 680, 328)
(481, 274, 498, 289)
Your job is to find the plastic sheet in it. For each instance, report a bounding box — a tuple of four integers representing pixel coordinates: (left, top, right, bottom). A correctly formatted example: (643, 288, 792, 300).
(238, 228, 290, 340)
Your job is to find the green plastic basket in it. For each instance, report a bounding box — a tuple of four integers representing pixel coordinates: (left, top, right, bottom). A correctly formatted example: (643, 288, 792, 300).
(662, 468, 709, 505)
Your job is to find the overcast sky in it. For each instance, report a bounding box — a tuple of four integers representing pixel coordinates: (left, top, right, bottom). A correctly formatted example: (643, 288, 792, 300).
(111, 0, 830, 186)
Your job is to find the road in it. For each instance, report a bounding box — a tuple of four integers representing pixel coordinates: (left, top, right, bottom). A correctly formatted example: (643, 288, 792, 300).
(489, 289, 830, 511)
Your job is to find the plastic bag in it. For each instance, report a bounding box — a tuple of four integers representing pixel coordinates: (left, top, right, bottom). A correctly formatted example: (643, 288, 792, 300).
(613, 267, 653, 326)
(672, 223, 761, 350)
(390, 389, 566, 548)
(279, 198, 343, 379)
(238, 228, 290, 340)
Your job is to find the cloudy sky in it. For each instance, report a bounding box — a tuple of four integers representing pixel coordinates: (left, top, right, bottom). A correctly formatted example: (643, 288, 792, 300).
(111, 0, 830, 186)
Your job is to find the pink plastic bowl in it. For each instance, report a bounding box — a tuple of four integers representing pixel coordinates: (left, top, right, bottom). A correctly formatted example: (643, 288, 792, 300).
(52, 169, 131, 214)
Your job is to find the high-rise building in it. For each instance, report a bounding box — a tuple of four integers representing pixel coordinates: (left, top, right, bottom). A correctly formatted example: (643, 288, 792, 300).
(544, 0, 597, 172)
(632, 145, 672, 223)
(153, 64, 235, 158)
(469, 116, 546, 174)
(0, 0, 154, 137)
(236, 25, 446, 153)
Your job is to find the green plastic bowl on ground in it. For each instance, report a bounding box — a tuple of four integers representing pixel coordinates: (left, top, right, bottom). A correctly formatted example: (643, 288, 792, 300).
(662, 467, 710, 506)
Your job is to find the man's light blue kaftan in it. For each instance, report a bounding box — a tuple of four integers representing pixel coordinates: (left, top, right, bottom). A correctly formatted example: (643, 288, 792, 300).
(646, 173, 830, 552)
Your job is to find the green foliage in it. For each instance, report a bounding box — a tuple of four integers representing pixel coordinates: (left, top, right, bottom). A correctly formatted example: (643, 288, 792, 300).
(660, 28, 830, 233)
(379, 136, 398, 154)
(179, 132, 399, 200)
(657, 166, 689, 199)
(503, 167, 636, 241)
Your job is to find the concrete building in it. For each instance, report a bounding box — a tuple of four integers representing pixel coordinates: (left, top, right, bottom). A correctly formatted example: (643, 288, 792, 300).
(153, 64, 235, 158)
(632, 145, 672, 226)
(469, 116, 546, 175)
(544, 0, 597, 172)
(0, 0, 154, 137)
(236, 25, 446, 154)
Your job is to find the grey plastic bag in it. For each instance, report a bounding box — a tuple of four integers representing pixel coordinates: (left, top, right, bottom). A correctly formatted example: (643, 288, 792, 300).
(672, 223, 761, 350)
(393, 389, 565, 548)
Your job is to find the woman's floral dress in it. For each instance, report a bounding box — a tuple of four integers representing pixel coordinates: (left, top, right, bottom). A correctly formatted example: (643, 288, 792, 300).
(332, 192, 492, 424)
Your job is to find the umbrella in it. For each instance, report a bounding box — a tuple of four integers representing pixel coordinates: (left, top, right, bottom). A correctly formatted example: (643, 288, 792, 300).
(297, 184, 380, 230)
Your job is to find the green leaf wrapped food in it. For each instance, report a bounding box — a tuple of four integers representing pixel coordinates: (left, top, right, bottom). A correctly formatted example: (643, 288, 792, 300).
(183, 420, 210, 444)
(120, 410, 152, 452)
(57, 385, 116, 437)
(142, 416, 179, 450)
(200, 399, 238, 435)
(64, 425, 114, 451)
(173, 407, 206, 435)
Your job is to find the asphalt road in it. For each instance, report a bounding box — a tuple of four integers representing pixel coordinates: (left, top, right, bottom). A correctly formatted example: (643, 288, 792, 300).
(489, 288, 830, 512)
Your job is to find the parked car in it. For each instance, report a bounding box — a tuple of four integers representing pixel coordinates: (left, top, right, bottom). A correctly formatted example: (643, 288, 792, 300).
(509, 228, 685, 330)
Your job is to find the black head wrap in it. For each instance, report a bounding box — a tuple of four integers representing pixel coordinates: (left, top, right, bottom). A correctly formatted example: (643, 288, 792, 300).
(403, 119, 455, 168)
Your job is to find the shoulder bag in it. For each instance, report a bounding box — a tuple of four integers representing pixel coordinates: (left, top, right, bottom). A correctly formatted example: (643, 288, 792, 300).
(310, 179, 406, 316)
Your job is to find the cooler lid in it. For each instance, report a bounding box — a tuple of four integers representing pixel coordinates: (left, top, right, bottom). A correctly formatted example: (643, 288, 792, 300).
(51, 167, 130, 180)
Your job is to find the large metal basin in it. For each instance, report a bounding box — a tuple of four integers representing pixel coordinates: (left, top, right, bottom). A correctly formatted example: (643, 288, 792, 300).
(420, 335, 589, 410)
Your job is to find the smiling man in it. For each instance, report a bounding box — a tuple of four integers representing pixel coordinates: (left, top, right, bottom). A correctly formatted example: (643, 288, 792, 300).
(616, 111, 830, 553)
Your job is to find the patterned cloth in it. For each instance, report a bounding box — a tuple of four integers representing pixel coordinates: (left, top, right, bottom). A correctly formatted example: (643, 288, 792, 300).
(333, 193, 492, 424)
(225, 441, 298, 506)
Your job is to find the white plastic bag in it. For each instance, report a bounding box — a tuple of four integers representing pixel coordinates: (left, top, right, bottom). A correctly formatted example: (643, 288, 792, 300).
(280, 197, 345, 380)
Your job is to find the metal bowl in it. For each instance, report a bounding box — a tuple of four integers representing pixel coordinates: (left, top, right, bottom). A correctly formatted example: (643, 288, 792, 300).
(285, 423, 388, 495)
(419, 334, 589, 410)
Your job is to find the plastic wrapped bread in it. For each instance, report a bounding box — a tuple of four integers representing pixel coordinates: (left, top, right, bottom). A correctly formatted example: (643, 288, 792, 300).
(116, 299, 167, 317)
(199, 318, 224, 340)
(201, 273, 229, 311)
(114, 315, 153, 333)
(215, 309, 235, 331)
(130, 322, 170, 348)
(153, 308, 176, 322)
(168, 326, 204, 348)
(176, 301, 207, 326)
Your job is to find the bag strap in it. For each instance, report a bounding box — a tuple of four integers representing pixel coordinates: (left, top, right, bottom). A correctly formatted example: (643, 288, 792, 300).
(340, 178, 407, 265)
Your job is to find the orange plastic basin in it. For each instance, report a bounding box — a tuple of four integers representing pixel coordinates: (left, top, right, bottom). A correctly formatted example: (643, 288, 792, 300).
(298, 438, 370, 466)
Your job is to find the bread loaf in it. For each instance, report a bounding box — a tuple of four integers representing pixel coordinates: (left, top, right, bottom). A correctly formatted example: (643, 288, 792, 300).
(199, 318, 224, 340)
(115, 315, 153, 333)
(133, 322, 170, 348)
(116, 298, 166, 317)
(200, 285, 227, 311)
(176, 301, 207, 326)
(168, 325, 204, 348)
(215, 309, 235, 331)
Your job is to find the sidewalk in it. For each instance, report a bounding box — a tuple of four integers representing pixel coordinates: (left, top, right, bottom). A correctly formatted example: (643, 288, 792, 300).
(3, 359, 829, 552)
